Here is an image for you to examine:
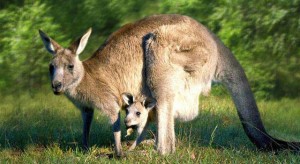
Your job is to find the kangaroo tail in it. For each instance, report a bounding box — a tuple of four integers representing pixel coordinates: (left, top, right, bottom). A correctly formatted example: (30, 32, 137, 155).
(216, 45, 300, 151)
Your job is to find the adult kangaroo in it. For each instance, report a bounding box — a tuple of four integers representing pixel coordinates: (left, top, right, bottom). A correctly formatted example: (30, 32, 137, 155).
(39, 14, 299, 156)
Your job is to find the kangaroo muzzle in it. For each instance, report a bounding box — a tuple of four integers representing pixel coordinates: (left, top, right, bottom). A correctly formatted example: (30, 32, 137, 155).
(52, 80, 63, 94)
(124, 118, 138, 129)
(50, 67, 64, 95)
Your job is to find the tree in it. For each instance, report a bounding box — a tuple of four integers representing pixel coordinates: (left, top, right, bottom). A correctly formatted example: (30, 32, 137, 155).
(0, 1, 64, 94)
(208, 0, 300, 98)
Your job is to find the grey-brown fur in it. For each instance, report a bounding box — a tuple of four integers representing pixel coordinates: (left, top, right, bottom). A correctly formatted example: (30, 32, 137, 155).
(121, 93, 156, 150)
(39, 14, 299, 156)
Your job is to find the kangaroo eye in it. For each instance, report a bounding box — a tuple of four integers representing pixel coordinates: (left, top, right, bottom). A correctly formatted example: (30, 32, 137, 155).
(136, 112, 141, 116)
(49, 64, 55, 74)
(67, 64, 74, 70)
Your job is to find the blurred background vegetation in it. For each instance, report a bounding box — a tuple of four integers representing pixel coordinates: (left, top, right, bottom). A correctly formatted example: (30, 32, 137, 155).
(0, 0, 299, 99)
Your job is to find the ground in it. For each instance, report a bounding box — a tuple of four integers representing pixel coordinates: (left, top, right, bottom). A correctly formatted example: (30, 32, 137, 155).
(0, 91, 299, 163)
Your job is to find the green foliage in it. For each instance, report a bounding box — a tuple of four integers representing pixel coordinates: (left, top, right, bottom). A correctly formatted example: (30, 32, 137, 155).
(209, 0, 300, 99)
(0, 1, 64, 93)
(0, 0, 299, 98)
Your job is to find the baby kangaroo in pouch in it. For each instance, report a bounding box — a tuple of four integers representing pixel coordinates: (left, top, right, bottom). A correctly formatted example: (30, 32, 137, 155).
(122, 93, 156, 150)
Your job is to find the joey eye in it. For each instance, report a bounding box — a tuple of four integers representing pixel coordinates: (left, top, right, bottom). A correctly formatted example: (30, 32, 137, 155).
(67, 64, 74, 70)
(136, 112, 141, 116)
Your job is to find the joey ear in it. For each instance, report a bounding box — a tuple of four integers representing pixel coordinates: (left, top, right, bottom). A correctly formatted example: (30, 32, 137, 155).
(39, 29, 61, 55)
(143, 97, 156, 110)
(121, 92, 134, 105)
(69, 28, 92, 55)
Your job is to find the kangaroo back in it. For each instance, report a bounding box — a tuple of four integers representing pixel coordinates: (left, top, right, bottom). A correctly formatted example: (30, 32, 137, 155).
(143, 18, 300, 152)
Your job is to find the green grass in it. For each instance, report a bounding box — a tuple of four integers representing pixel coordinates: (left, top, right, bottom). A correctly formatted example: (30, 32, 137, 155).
(0, 91, 300, 163)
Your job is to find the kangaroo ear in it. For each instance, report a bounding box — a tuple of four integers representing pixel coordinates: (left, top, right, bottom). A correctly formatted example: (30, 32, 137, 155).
(121, 92, 134, 106)
(143, 97, 156, 110)
(39, 29, 61, 55)
(69, 28, 92, 55)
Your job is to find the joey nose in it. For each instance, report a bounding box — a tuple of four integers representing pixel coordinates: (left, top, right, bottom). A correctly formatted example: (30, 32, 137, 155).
(124, 119, 131, 127)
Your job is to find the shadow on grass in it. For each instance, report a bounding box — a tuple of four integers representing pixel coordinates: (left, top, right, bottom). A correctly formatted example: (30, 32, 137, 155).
(0, 94, 298, 154)
(175, 110, 254, 150)
(0, 105, 249, 152)
(126, 107, 255, 151)
(0, 94, 121, 152)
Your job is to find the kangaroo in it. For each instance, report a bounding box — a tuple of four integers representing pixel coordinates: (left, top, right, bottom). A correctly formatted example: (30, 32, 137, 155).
(121, 93, 156, 150)
(39, 14, 299, 156)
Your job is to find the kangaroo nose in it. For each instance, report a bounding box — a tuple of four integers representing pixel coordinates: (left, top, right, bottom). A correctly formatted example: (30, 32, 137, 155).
(52, 81, 62, 90)
(52, 81, 64, 95)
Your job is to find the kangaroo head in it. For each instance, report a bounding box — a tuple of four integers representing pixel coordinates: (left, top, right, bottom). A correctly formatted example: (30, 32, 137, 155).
(122, 93, 156, 129)
(39, 28, 92, 95)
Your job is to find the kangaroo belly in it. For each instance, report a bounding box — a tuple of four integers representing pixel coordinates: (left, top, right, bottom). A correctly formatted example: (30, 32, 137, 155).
(173, 91, 199, 122)
(172, 72, 211, 122)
